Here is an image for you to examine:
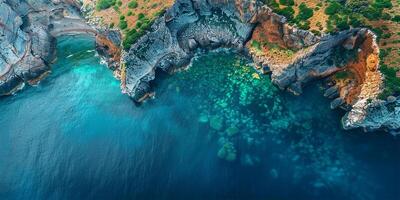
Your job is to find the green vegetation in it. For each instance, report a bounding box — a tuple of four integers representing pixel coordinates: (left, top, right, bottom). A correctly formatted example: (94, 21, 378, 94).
(138, 13, 146, 20)
(263, 0, 395, 33)
(324, 0, 394, 32)
(276, 7, 295, 20)
(378, 65, 400, 99)
(262, 0, 313, 30)
(325, 1, 341, 15)
(122, 13, 154, 50)
(119, 18, 127, 30)
(260, 0, 398, 100)
(128, 0, 138, 9)
(335, 71, 350, 79)
(392, 15, 400, 23)
(279, 0, 294, 6)
(96, 0, 116, 11)
(251, 40, 262, 51)
(286, 2, 314, 30)
(296, 3, 314, 21)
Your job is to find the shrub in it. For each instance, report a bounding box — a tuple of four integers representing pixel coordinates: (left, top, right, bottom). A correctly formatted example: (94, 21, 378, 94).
(311, 29, 321, 36)
(296, 3, 314, 21)
(373, 0, 392, 9)
(251, 40, 262, 50)
(325, 1, 342, 15)
(349, 14, 364, 27)
(119, 19, 128, 30)
(263, 0, 279, 9)
(335, 71, 350, 79)
(122, 19, 155, 50)
(276, 6, 295, 20)
(379, 65, 400, 98)
(381, 12, 392, 20)
(136, 21, 142, 29)
(128, 0, 138, 9)
(392, 15, 400, 23)
(123, 29, 140, 50)
(311, 30, 321, 36)
(346, 0, 369, 12)
(279, 0, 294, 6)
(362, 6, 383, 20)
(138, 13, 146, 20)
(336, 16, 349, 31)
(96, 0, 116, 11)
(297, 20, 310, 30)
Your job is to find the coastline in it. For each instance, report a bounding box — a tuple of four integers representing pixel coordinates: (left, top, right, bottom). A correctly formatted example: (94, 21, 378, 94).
(0, 0, 398, 134)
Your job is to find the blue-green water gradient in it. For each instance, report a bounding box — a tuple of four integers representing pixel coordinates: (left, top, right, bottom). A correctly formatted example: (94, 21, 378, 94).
(0, 36, 399, 200)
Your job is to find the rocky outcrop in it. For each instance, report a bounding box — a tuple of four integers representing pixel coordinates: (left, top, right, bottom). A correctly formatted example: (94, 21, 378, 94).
(122, 0, 254, 101)
(0, 0, 95, 96)
(95, 29, 122, 70)
(339, 31, 399, 134)
(343, 98, 400, 135)
(0, 0, 397, 134)
(122, 0, 398, 133)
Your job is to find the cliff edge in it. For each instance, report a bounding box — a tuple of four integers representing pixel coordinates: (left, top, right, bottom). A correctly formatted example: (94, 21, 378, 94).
(0, 0, 398, 134)
(119, 0, 399, 134)
(0, 0, 95, 95)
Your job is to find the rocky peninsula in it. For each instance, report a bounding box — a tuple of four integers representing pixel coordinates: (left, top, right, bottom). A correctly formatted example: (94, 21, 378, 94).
(0, 0, 399, 135)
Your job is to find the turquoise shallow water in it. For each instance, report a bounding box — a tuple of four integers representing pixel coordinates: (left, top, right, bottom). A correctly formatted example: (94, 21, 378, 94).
(0, 35, 399, 199)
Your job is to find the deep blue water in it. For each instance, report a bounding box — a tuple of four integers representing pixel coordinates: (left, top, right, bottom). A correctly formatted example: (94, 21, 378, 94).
(0, 36, 399, 200)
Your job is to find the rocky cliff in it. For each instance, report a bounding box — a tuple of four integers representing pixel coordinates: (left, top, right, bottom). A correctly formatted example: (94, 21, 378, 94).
(0, 0, 95, 95)
(122, 0, 254, 101)
(0, 0, 398, 134)
(121, 0, 398, 134)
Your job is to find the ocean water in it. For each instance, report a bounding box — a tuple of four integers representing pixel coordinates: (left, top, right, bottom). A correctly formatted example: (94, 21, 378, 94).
(0, 35, 399, 200)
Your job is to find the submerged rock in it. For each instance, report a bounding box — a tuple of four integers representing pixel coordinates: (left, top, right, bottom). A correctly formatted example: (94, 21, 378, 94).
(121, 0, 398, 134)
(0, 0, 397, 134)
(210, 115, 224, 131)
(123, 0, 254, 101)
(226, 126, 239, 137)
(217, 140, 237, 162)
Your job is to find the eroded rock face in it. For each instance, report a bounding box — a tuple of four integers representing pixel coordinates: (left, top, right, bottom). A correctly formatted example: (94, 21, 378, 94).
(343, 98, 400, 135)
(1, 0, 397, 134)
(122, 0, 398, 133)
(0, 0, 94, 95)
(123, 0, 254, 101)
(339, 31, 400, 133)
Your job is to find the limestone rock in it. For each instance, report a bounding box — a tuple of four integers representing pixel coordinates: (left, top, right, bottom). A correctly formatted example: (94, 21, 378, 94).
(324, 86, 339, 99)
(123, 0, 254, 101)
(331, 98, 345, 109)
(343, 99, 400, 132)
(0, 0, 94, 96)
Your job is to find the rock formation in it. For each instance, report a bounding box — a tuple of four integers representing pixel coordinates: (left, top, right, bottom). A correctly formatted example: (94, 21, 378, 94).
(0, 0, 398, 134)
(0, 0, 95, 95)
(121, 0, 398, 133)
(122, 0, 254, 101)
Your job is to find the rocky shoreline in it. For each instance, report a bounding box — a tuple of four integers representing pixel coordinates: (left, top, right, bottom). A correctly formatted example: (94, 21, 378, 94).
(0, 0, 95, 96)
(118, 0, 399, 134)
(0, 0, 398, 135)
